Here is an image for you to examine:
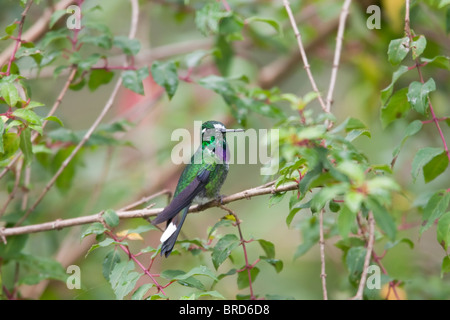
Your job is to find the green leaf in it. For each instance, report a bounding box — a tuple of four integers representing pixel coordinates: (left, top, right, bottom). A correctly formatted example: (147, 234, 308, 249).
(380, 65, 409, 105)
(103, 250, 121, 281)
(411, 147, 444, 182)
(441, 256, 450, 278)
(387, 37, 410, 65)
(181, 290, 225, 300)
(392, 120, 423, 158)
(44, 116, 64, 127)
(49, 9, 67, 28)
(294, 216, 320, 259)
(150, 61, 178, 99)
(411, 35, 427, 59)
(261, 257, 283, 273)
(12, 108, 42, 126)
(211, 234, 240, 269)
(113, 36, 141, 55)
(0, 119, 4, 153)
(194, 3, 231, 36)
(0, 82, 20, 107)
(421, 55, 450, 70)
(81, 222, 108, 239)
(5, 21, 18, 36)
(109, 260, 141, 300)
(122, 67, 149, 96)
(17, 254, 68, 285)
(423, 151, 449, 183)
(381, 87, 410, 128)
(88, 69, 114, 91)
(365, 196, 397, 241)
(420, 191, 450, 235)
(50, 146, 80, 193)
(437, 212, 450, 251)
(0, 132, 20, 161)
(103, 209, 120, 228)
(346, 246, 367, 284)
(246, 17, 283, 36)
(258, 239, 275, 259)
(407, 78, 436, 115)
(131, 283, 154, 300)
(19, 127, 33, 165)
(0, 234, 28, 260)
(237, 266, 259, 289)
(338, 205, 357, 239)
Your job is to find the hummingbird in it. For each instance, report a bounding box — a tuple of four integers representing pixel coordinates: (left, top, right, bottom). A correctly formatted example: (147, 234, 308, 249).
(152, 120, 243, 257)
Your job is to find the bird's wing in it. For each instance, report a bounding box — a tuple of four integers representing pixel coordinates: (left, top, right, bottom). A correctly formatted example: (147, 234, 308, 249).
(152, 168, 211, 225)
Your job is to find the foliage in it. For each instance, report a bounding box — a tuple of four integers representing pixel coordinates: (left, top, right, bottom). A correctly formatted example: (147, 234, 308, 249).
(0, 0, 449, 300)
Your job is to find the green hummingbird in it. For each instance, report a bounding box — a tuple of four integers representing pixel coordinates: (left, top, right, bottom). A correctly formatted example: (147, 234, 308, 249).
(152, 120, 243, 257)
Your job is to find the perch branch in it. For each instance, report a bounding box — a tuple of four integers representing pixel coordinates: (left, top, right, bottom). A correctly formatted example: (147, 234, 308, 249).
(0, 182, 298, 239)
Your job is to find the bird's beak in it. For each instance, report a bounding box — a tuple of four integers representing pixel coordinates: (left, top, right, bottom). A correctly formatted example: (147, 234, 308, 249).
(222, 128, 244, 133)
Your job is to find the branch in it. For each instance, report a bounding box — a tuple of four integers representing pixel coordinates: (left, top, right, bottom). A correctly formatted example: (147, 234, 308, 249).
(351, 212, 375, 300)
(325, 0, 351, 114)
(0, 66, 78, 182)
(404, 0, 450, 163)
(282, 0, 327, 112)
(0, 182, 298, 240)
(319, 209, 328, 300)
(0, 0, 77, 67)
(4, 0, 34, 75)
(15, 0, 140, 226)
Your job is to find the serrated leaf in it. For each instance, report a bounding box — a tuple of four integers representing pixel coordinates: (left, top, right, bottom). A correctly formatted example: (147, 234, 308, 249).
(131, 283, 154, 300)
(103, 250, 121, 281)
(12, 108, 42, 126)
(1, 82, 20, 107)
(194, 3, 231, 36)
(150, 61, 178, 99)
(407, 78, 436, 115)
(212, 234, 240, 269)
(411, 147, 444, 182)
(109, 260, 141, 300)
(122, 67, 149, 96)
(387, 37, 410, 65)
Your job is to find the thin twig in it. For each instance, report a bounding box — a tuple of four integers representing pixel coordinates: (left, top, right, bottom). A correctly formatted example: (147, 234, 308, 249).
(0, 182, 298, 239)
(325, 0, 351, 114)
(319, 209, 328, 300)
(282, 0, 326, 111)
(404, 0, 450, 163)
(219, 205, 256, 300)
(5, 0, 34, 75)
(15, 0, 140, 226)
(351, 212, 375, 300)
(0, 66, 78, 182)
(0, 0, 77, 67)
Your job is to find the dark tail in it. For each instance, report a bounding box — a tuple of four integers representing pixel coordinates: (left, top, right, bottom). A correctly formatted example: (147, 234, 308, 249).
(160, 206, 189, 257)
